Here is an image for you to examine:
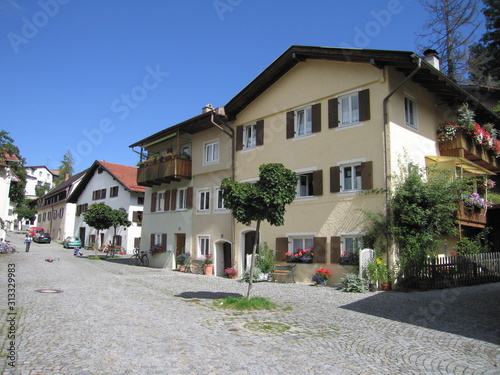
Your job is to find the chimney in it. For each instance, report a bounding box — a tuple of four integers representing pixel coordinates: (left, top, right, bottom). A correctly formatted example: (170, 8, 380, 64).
(202, 104, 213, 114)
(423, 49, 440, 71)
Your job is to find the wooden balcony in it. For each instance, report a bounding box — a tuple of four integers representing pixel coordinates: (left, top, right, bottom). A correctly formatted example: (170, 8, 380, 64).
(439, 134, 500, 174)
(137, 158, 192, 186)
(457, 205, 487, 228)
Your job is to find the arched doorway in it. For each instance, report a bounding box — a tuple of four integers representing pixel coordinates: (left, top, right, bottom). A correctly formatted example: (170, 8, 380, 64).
(243, 231, 256, 270)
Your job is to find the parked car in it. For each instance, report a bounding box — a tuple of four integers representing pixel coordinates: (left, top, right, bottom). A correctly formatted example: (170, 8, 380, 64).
(28, 227, 45, 237)
(34, 233, 51, 244)
(63, 236, 82, 248)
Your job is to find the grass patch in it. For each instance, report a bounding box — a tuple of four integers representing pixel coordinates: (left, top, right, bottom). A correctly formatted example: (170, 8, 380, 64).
(86, 256, 104, 260)
(215, 296, 276, 310)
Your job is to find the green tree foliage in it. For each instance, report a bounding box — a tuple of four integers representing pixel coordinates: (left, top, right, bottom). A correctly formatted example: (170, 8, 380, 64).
(469, 0, 500, 86)
(0, 130, 27, 204)
(221, 163, 298, 299)
(109, 209, 131, 245)
(15, 202, 36, 223)
(83, 203, 114, 256)
(417, 0, 481, 82)
(55, 150, 75, 185)
(391, 163, 463, 270)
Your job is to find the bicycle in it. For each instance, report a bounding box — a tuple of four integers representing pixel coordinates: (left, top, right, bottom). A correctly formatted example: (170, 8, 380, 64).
(129, 247, 149, 267)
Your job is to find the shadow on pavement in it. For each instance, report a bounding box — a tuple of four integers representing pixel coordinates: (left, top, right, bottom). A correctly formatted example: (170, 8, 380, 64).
(175, 291, 244, 300)
(340, 283, 500, 345)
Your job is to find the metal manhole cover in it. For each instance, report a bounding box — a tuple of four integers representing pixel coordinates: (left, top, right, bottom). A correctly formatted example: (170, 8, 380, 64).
(35, 289, 63, 294)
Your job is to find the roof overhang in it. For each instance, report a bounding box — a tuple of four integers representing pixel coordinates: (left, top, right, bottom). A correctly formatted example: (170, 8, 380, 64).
(224, 45, 500, 124)
(425, 155, 496, 176)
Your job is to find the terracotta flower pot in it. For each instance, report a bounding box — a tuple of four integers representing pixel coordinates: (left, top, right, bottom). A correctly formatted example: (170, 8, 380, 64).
(204, 264, 213, 275)
(381, 283, 390, 291)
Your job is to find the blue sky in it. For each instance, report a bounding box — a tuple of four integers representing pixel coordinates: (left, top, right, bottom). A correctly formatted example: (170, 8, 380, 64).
(0, 0, 486, 173)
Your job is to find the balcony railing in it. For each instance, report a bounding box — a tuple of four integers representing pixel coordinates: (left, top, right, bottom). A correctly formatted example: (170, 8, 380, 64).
(137, 158, 192, 186)
(439, 133, 500, 173)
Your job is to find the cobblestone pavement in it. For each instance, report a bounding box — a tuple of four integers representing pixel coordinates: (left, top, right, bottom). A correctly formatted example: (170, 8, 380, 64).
(1, 231, 499, 375)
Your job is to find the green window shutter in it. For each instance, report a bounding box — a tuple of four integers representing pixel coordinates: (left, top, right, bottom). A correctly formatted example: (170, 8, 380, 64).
(312, 103, 321, 133)
(330, 166, 340, 193)
(313, 170, 323, 196)
(276, 237, 289, 262)
(358, 89, 370, 121)
(236, 125, 243, 151)
(256, 120, 264, 146)
(286, 111, 295, 139)
(331, 236, 341, 263)
(328, 98, 339, 128)
(361, 161, 373, 190)
(313, 237, 326, 263)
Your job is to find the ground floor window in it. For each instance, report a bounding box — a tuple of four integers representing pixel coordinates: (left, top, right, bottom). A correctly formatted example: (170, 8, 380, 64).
(339, 235, 363, 265)
(286, 237, 314, 263)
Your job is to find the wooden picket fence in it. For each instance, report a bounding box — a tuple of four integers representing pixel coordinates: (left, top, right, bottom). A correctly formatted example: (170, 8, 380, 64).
(403, 252, 500, 289)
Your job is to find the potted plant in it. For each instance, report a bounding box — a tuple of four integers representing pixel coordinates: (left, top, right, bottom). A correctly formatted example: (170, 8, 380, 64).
(224, 267, 237, 279)
(255, 243, 275, 280)
(176, 252, 190, 272)
(312, 268, 332, 286)
(285, 247, 314, 263)
(204, 254, 213, 275)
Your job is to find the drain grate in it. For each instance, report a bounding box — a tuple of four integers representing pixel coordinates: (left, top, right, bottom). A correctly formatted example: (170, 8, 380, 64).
(35, 289, 63, 294)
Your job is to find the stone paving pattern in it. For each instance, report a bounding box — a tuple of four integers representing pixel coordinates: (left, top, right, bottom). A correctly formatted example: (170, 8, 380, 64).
(1, 232, 499, 374)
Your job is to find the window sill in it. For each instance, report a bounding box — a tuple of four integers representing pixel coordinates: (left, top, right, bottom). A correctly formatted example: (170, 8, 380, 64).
(292, 133, 316, 141)
(336, 122, 364, 130)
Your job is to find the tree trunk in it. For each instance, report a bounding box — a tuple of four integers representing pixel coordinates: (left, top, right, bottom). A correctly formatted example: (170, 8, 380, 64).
(246, 220, 261, 300)
(94, 230, 100, 257)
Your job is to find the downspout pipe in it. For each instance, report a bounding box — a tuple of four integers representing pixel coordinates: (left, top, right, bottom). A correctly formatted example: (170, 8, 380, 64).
(382, 54, 421, 272)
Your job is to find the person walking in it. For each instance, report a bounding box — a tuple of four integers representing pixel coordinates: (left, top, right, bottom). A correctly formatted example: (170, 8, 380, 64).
(24, 233, 32, 252)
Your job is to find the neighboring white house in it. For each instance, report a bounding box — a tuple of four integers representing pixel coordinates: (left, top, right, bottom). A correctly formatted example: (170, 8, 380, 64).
(67, 160, 145, 253)
(24, 166, 56, 200)
(0, 151, 20, 234)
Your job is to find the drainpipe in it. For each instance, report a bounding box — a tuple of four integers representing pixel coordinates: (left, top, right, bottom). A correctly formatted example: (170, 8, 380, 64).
(210, 109, 236, 270)
(382, 54, 421, 273)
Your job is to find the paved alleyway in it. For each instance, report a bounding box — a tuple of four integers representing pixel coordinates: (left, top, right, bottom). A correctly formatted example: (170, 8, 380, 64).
(1, 231, 499, 374)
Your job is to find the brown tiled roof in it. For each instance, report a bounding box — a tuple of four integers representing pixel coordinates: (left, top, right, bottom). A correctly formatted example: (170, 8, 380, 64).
(98, 161, 145, 193)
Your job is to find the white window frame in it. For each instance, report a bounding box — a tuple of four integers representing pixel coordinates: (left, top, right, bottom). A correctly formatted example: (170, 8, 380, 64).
(296, 172, 314, 198)
(243, 123, 257, 150)
(197, 188, 211, 213)
(341, 234, 363, 256)
(198, 235, 210, 257)
(154, 233, 163, 247)
(404, 95, 417, 129)
(341, 164, 362, 192)
(290, 237, 314, 254)
(204, 140, 219, 165)
(294, 106, 312, 137)
(215, 187, 226, 210)
(181, 144, 191, 157)
(157, 191, 165, 212)
(177, 188, 187, 210)
(339, 92, 360, 126)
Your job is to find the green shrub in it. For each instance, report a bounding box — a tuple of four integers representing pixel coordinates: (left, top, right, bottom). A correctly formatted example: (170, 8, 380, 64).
(255, 243, 275, 274)
(338, 274, 366, 293)
(242, 267, 262, 283)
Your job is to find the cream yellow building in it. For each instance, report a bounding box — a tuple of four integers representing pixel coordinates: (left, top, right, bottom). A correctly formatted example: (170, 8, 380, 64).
(223, 46, 499, 283)
(132, 46, 499, 282)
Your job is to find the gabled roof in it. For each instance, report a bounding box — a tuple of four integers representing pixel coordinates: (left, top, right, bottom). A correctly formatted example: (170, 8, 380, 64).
(42, 169, 87, 199)
(67, 160, 145, 203)
(24, 165, 56, 176)
(129, 111, 225, 149)
(224, 45, 500, 124)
